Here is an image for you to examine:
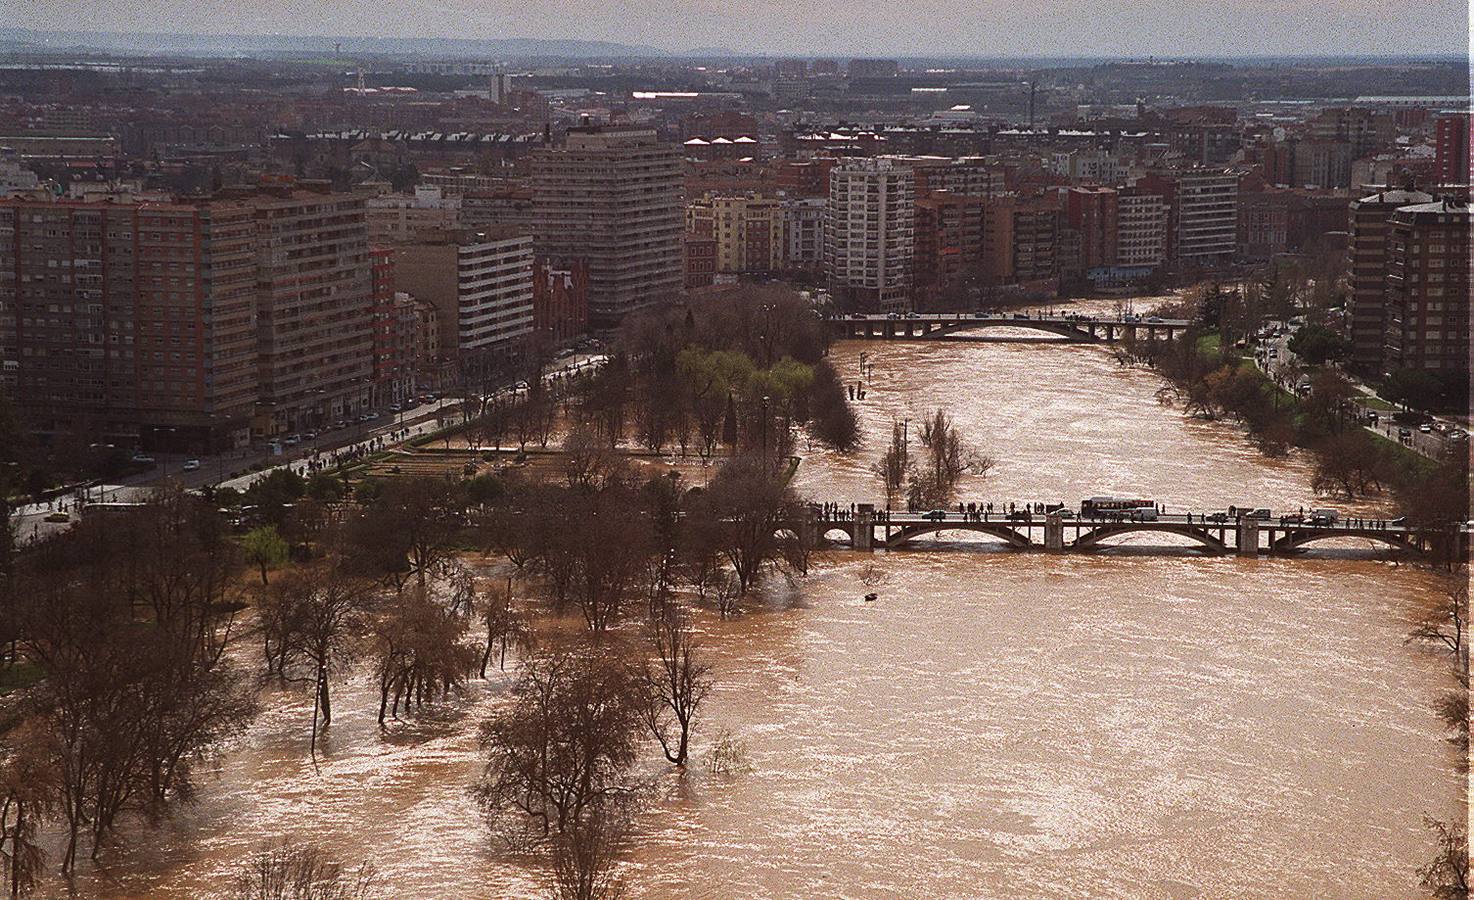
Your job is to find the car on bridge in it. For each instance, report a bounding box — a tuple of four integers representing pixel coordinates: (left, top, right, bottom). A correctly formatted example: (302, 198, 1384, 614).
(923, 509, 948, 521)
(1207, 512, 1229, 523)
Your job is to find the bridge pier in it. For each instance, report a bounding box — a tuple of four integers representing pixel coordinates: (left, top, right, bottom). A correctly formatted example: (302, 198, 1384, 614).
(1236, 516, 1259, 557)
(854, 504, 874, 551)
(1044, 513, 1064, 552)
(798, 506, 819, 551)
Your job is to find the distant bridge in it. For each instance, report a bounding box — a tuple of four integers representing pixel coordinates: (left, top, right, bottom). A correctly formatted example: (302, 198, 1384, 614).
(791, 504, 1465, 558)
(823, 312, 1191, 343)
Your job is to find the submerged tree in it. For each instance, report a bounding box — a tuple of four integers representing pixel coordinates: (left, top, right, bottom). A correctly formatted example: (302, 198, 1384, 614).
(638, 604, 712, 766)
(474, 643, 645, 842)
(269, 567, 375, 755)
(231, 840, 378, 900)
(907, 409, 992, 509)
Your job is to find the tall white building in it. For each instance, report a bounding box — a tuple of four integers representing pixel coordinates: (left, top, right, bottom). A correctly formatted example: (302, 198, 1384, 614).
(1115, 190, 1168, 269)
(824, 158, 915, 313)
(1173, 168, 1239, 265)
(395, 227, 534, 387)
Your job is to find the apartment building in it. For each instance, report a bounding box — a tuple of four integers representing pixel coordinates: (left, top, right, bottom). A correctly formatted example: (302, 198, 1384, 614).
(532, 257, 590, 347)
(251, 188, 375, 436)
(1115, 189, 1168, 269)
(914, 190, 984, 304)
(699, 193, 786, 274)
(1141, 168, 1239, 267)
(0, 197, 258, 451)
(366, 185, 461, 245)
(1383, 199, 1471, 376)
(1347, 188, 1433, 373)
(1063, 186, 1118, 270)
(395, 227, 534, 388)
(824, 158, 915, 313)
(1434, 113, 1470, 186)
(981, 196, 1059, 291)
(532, 125, 683, 327)
(783, 196, 826, 272)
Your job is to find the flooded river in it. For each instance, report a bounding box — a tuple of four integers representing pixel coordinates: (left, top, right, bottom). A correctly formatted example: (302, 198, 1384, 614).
(68, 328, 1461, 898)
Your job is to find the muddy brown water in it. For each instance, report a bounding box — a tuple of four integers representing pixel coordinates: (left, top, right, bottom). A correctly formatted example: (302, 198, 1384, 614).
(63, 325, 1462, 899)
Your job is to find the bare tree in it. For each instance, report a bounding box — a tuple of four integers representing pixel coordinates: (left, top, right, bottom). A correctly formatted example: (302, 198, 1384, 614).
(0, 720, 51, 898)
(638, 605, 712, 766)
(370, 586, 479, 726)
(548, 804, 628, 900)
(694, 455, 800, 595)
(231, 840, 378, 900)
(1418, 817, 1469, 900)
(480, 578, 531, 678)
(10, 491, 256, 869)
(907, 409, 991, 509)
(1407, 581, 1467, 664)
(873, 420, 911, 507)
(474, 643, 645, 843)
(270, 567, 375, 756)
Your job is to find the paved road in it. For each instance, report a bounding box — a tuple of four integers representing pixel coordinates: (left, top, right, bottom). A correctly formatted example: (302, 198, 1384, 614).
(8, 353, 606, 544)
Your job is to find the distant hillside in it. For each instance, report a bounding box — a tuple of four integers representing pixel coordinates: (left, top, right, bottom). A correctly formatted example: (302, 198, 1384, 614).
(0, 27, 670, 60)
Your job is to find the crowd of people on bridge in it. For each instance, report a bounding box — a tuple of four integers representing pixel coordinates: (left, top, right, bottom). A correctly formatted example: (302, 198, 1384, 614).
(812, 499, 1408, 531)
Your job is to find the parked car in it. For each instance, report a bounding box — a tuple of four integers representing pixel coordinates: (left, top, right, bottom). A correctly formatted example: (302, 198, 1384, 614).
(1207, 512, 1229, 524)
(181, 459, 201, 472)
(44, 511, 70, 523)
(1247, 508, 1272, 520)
(1418, 423, 1432, 433)
(131, 453, 156, 465)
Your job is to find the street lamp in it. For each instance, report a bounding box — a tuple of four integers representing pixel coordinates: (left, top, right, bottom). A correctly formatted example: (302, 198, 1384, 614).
(761, 395, 771, 465)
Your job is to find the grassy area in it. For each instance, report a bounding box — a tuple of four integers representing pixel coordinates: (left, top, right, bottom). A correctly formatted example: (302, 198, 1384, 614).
(0, 661, 42, 696)
(1357, 395, 1398, 412)
(1195, 333, 1222, 357)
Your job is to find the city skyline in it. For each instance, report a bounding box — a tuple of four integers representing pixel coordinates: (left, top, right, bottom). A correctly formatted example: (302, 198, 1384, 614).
(9, 0, 1471, 57)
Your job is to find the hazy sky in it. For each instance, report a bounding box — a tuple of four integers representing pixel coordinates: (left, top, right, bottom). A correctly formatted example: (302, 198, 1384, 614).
(12, 0, 1472, 56)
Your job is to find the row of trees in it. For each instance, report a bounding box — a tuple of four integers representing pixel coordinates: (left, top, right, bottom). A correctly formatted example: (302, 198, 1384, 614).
(1122, 326, 1466, 522)
(446, 288, 860, 471)
(1, 490, 258, 879)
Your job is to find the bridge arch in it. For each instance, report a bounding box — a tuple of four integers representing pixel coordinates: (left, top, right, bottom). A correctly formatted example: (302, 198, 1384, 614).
(819, 526, 855, 546)
(1272, 531, 1419, 554)
(882, 523, 1031, 549)
(1074, 523, 1228, 553)
(931, 319, 1097, 341)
